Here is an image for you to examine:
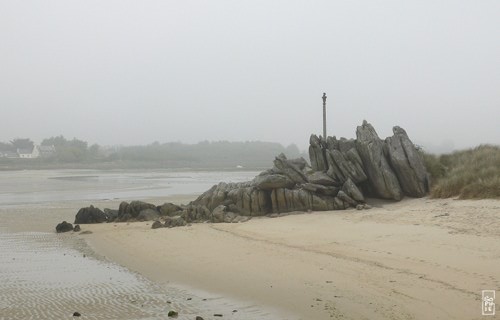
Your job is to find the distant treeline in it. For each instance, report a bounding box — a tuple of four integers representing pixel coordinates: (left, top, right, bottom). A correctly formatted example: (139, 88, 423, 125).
(113, 140, 303, 168)
(0, 136, 304, 170)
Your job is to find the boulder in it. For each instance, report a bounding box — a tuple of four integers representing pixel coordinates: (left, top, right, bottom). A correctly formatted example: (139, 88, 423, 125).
(336, 190, 357, 208)
(129, 201, 158, 218)
(270, 188, 337, 213)
(151, 220, 163, 229)
(103, 208, 118, 221)
(183, 204, 211, 222)
(287, 157, 309, 170)
(164, 216, 187, 228)
(355, 120, 403, 200)
(56, 221, 73, 233)
(137, 209, 160, 221)
(224, 211, 238, 223)
(253, 173, 295, 190)
(73, 225, 81, 232)
(158, 203, 183, 216)
(326, 149, 367, 184)
(301, 183, 339, 196)
(118, 201, 158, 220)
(273, 154, 308, 184)
(75, 205, 108, 224)
(307, 171, 337, 186)
(211, 205, 226, 223)
(342, 179, 365, 202)
(385, 126, 429, 197)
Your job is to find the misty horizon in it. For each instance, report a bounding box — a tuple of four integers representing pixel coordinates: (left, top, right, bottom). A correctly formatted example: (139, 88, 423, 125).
(1, 1, 499, 154)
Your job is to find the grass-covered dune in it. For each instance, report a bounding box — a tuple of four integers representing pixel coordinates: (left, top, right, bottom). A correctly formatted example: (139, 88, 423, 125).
(422, 145, 500, 199)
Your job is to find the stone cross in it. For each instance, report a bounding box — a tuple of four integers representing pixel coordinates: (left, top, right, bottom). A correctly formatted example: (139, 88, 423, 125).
(322, 92, 327, 139)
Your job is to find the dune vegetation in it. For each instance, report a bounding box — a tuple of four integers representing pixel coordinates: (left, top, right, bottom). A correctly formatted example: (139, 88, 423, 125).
(421, 145, 500, 199)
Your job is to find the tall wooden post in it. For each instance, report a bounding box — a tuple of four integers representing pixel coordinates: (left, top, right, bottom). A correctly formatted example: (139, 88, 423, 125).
(322, 92, 327, 139)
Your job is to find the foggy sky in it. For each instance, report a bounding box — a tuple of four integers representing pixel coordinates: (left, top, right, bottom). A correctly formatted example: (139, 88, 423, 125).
(1, 0, 499, 153)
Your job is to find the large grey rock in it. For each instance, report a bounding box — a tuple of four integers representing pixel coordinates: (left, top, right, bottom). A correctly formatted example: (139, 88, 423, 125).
(273, 154, 308, 184)
(309, 134, 328, 172)
(103, 208, 118, 221)
(164, 216, 187, 228)
(342, 179, 365, 202)
(253, 174, 295, 190)
(191, 181, 271, 217)
(301, 183, 339, 196)
(385, 126, 429, 197)
(56, 221, 73, 233)
(158, 203, 183, 216)
(211, 205, 227, 223)
(336, 190, 358, 207)
(356, 121, 403, 200)
(326, 149, 367, 184)
(137, 208, 160, 221)
(151, 220, 163, 229)
(118, 201, 158, 219)
(75, 205, 108, 224)
(182, 204, 211, 222)
(270, 188, 337, 213)
(307, 171, 336, 186)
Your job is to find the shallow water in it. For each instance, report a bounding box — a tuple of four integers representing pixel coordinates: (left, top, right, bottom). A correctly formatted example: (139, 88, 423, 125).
(0, 169, 295, 320)
(0, 169, 259, 206)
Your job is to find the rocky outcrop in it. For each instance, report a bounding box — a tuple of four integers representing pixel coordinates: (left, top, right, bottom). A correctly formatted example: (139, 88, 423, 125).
(70, 121, 428, 230)
(356, 121, 403, 200)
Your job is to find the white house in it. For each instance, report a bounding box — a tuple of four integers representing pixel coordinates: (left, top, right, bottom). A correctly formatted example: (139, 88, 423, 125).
(17, 146, 39, 159)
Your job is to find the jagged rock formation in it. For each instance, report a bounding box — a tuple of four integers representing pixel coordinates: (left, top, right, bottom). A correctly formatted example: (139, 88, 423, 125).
(385, 126, 428, 197)
(356, 121, 403, 200)
(188, 120, 428, 214)
(68, 121, 428, 229)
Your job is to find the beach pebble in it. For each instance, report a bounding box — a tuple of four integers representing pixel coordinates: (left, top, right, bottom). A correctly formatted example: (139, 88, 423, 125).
(151, 220, 163, 229)
(195, 317, 204, 320)
(167, 310, 178, 317)
(73, 311, 81, 317)
(214, 314, 223, 317)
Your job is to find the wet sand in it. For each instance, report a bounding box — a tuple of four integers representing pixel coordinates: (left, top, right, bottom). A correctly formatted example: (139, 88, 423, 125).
(1, 169, 292, 320)
(0, 196, 294, 320)
(82, 197, 500, 320)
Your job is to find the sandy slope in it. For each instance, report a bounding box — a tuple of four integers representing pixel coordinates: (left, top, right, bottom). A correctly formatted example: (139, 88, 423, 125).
(82, 197, 500, 320)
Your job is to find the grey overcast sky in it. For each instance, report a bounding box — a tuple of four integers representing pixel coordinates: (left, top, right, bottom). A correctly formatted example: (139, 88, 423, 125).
(1, 0, 499, 152)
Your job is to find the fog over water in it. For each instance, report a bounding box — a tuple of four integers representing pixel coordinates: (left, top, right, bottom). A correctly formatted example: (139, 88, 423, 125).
(1, 1, 499, 153)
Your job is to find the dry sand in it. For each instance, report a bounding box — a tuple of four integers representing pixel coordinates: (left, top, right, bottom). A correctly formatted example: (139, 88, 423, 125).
(81, 197, 500, 320)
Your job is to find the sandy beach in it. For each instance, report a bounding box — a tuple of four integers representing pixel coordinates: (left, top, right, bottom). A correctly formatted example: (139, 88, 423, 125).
(1, 170, 499, 319)
(81, 197, 500, 320)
